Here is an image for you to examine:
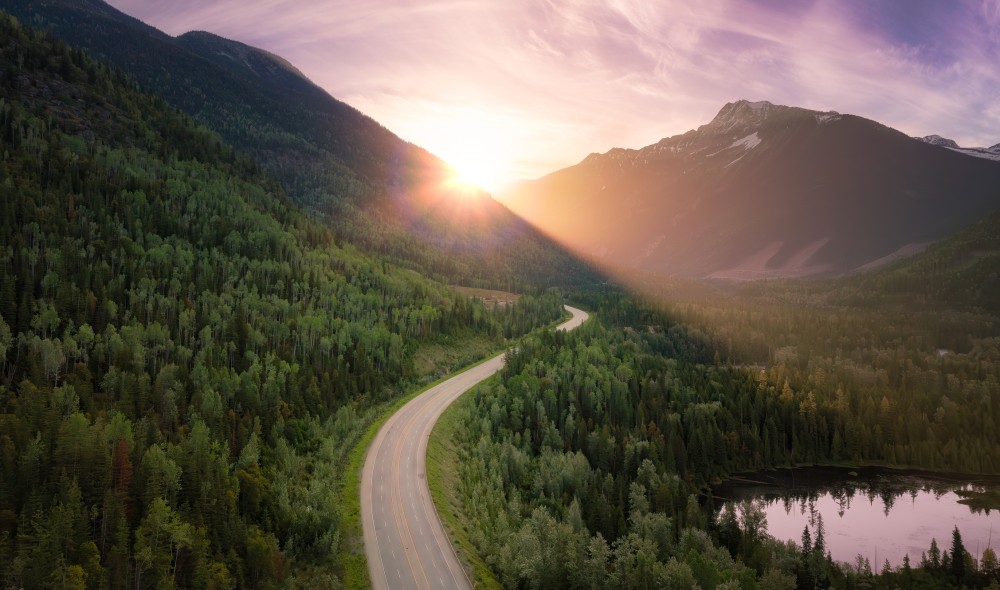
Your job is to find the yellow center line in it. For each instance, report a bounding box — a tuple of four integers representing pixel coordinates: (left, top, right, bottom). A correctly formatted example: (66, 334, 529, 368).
(390, 404, 433, 589)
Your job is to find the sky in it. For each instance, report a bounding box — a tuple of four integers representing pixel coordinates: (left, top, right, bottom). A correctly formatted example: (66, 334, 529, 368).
(106, 0, 1000, 191)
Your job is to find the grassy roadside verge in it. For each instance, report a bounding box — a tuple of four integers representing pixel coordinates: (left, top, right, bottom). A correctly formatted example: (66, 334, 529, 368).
(337, 308, 573, 588)
(422, 309, 577, 589)
(336, 353, 503, 588)
(426, 386, 504, 589)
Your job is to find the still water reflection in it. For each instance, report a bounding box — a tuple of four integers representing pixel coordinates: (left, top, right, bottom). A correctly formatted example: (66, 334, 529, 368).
(714, 467, 1000, 567)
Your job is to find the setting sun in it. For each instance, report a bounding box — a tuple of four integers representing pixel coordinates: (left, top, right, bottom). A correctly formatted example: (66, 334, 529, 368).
(446, 151, 501, 193)
(402, 106, 523, 194)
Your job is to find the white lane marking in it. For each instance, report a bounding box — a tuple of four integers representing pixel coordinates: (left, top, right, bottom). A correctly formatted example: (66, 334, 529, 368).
(366, 308, 587, 590)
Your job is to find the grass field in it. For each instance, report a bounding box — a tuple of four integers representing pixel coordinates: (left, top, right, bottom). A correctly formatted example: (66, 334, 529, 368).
(450, 285, 520, 308)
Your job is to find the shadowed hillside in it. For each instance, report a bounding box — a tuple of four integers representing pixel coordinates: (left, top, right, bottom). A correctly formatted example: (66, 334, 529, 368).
(6, 0, 602, 290)
(505, 100, 1000, 279)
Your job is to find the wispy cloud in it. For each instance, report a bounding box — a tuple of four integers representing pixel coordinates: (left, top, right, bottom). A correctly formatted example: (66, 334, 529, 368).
(109, 0, 1000, 183)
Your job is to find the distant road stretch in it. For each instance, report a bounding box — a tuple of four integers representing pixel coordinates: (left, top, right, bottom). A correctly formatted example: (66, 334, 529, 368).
(361, 305, 589, 590)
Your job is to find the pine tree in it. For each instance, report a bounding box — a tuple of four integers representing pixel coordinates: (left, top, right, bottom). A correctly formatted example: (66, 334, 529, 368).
(950, 526, 966, 582)
(814, 513, 825, 556)
(901, 553, 912, 582)
(928, 537, 941, 571)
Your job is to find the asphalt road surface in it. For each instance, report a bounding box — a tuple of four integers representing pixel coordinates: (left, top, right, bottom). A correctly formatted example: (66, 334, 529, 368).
(361, 305, 588, 590)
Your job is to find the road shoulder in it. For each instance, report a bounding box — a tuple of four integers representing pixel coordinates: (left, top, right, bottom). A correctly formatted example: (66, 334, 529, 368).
(426, 386, 505, 589)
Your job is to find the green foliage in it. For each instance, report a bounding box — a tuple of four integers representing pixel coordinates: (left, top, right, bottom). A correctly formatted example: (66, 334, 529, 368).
(448, 314, 776, 587)
(830, 211, 1000, 314)
(5, 0, 603, 292)
(426, 391, 504, 590)
(627, 249, 1000, 474)
(0, 14, 567, 588)
(449, 290, 1000, 588)
(951, 526, 968, 583)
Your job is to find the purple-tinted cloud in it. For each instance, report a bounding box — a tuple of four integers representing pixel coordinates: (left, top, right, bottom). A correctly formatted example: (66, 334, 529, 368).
(106, 0, 1000, 186)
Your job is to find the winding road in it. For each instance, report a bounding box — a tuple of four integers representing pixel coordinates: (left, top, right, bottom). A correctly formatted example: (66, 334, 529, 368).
(361, 305, 588, 590)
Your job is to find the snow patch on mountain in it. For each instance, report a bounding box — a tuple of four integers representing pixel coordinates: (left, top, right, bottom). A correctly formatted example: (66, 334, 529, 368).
(951, 147, 1000, 162)
(916, 135, 960, 149)
(948, 144, 1000, 162)
(731, 132, 761, 150)
(724, 154, 746, 168)
(915, 135, 1000, 161)
(815, 113, 841, 125)
(706, 132, 762, 159)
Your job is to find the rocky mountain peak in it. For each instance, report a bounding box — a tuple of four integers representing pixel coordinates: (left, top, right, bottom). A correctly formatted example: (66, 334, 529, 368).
(704, 100, 779, 132)
(916, 135, 960, 149)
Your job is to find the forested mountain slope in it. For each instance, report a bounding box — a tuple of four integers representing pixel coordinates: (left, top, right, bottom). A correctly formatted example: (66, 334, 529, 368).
(5, 0, 601, 290)
(608, 210, 1000, 479)
(823, 210, 1000, 313)
(505, 100, 1000, 279)
(0, 15, 565, 587)
(439, 206, 1000, 589)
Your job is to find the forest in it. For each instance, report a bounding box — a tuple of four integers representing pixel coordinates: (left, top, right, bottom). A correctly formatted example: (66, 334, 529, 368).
(442, 211, 1000, 589)
(447, 292, 1000, 588)
(4, 6, 1000, 590)
(623, 214, 1000, 475)
(0, 15, 565, 588)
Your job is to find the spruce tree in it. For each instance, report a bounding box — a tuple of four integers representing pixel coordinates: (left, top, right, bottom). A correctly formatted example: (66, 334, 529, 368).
(950, 526, 966, 582)
(928, 538, 941, 571)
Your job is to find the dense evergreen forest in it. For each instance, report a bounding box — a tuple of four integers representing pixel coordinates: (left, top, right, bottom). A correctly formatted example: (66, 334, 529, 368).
(0, 15, 566, 588)
(449, 293, 1000, 588)
(626, 216, 1000, 474)
(4, 5, 1000, 590)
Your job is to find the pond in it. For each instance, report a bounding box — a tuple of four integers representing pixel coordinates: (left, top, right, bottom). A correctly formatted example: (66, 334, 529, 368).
(713, 466, 1000, 568)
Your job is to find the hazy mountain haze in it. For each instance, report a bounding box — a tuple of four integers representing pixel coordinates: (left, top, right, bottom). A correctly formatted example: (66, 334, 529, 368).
(505, 100, 1000, 279)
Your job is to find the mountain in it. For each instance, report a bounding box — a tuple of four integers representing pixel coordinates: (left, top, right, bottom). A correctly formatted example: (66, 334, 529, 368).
(915, 134, 1000, 162)
(831, 209, 1000, 313)
(915, 134, 961, 149)
(504, 100, 1000, 280)
(6, 0, 600, 290)
(0, 13, 578, 586)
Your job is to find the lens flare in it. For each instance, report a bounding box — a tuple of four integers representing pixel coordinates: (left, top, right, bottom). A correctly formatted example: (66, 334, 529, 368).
(418, 107, 520, 195)
(446, 152, 499, 194)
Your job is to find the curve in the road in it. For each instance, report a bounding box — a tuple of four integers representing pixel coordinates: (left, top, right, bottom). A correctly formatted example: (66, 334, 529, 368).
(361, 305, 588, 590)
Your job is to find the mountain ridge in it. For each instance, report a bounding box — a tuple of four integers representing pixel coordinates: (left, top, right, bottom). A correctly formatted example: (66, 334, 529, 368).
(176, 30, 328, 100)
(5, 0, 601, 290)
(0, 15, 579, 586)
(505, 99, 1000, 280)
(915, 134, 1000, 162)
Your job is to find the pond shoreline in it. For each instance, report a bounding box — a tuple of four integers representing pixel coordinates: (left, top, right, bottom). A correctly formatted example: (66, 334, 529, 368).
(711, 464, 1000, 568)
(713, 464, 1000, 505)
